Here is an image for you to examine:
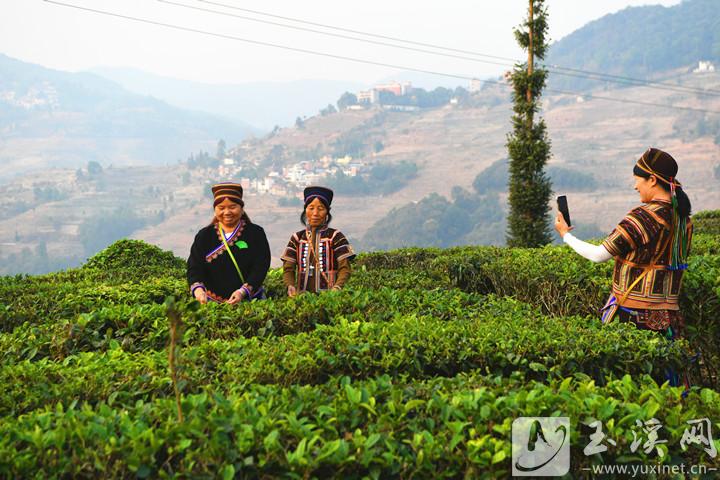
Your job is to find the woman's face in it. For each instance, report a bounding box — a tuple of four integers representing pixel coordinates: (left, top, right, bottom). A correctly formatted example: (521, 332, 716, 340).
(305, 198, 328, 227)
(633, 175, 655, 203)
(214, 198, 243, 227)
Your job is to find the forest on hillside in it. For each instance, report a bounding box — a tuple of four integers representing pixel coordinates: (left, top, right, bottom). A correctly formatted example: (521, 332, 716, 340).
(547, 0, 720, 90)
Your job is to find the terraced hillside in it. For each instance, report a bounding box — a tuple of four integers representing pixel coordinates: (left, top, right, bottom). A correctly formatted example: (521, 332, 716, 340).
(1, 211, 719, 477)
(2, 70, 719, 275)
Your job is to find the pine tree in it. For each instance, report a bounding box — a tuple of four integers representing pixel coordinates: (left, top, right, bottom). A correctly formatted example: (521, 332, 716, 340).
(506, 0, 553, 247)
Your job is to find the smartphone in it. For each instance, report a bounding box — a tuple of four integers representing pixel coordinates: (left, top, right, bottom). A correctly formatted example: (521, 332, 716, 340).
(557, 195, 571, 227)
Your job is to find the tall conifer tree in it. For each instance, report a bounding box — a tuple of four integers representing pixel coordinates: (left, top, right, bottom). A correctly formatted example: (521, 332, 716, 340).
(506, 0, 552, 247)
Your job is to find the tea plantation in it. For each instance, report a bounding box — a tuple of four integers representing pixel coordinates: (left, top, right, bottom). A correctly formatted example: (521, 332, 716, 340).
(1, 212, 719, 478)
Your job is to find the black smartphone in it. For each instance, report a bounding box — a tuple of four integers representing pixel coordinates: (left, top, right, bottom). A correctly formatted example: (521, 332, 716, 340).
(557, 195, 571, 227)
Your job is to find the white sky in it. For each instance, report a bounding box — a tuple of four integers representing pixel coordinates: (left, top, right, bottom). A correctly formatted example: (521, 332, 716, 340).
(0, 0, 681, 84)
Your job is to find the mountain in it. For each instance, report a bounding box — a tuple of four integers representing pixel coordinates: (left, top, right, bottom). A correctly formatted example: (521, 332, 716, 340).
(89, 67, 365, 130)
(0, 54, 257, 175)
(1, 68, 719, 274)
(546, 0, 720, 90)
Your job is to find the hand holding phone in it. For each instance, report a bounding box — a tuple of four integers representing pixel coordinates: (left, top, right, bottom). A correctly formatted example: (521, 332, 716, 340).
(557, 195, 571, 227)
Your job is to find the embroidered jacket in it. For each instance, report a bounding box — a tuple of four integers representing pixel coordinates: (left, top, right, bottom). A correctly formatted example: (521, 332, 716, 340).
(602, 200, 693, 310)
(187, 221, 271, 302)
(281, 227, 355, 292)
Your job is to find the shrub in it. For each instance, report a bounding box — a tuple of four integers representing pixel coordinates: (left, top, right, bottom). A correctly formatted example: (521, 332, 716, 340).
(0, 373, 717, 478)
(693, 210, 720, 235)
(0, 297, 688, 415)
(82, 239, 185, 277)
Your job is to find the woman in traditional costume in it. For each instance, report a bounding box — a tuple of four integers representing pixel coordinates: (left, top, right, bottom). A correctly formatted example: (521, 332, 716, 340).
(281, 186, 356, 296)
(187, 182, 271, 304)
(555, 148, 692, 386)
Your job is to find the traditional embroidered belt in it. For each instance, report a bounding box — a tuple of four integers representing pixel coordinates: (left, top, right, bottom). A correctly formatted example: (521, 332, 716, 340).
(615, 258, 669, 270)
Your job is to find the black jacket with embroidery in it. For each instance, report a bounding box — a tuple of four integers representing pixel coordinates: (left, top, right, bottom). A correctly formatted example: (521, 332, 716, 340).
(186, 221, 271, 300)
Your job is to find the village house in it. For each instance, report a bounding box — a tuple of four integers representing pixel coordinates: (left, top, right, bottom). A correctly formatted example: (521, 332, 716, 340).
(693, 60, 716, 73)
(357, 81, 412, 105)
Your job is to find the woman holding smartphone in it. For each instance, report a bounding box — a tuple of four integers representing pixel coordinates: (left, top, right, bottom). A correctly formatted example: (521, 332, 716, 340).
(554, 148, 693, 387)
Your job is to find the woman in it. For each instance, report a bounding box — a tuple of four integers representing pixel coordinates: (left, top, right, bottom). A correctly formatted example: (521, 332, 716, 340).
(187, 182, 271, 304)
(281, 186, 356, 296)
(555, 148, 692, 385)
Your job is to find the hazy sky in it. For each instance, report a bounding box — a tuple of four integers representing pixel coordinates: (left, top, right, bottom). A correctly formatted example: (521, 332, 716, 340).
(1, 0, 681, 85)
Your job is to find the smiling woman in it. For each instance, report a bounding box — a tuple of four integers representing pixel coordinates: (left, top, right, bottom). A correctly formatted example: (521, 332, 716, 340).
(187, 182, 271, 304)
(554, 148, 694, 389)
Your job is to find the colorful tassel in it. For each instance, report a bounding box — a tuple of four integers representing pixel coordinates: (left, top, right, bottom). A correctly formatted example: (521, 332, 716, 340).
(668, 177, 689, 271)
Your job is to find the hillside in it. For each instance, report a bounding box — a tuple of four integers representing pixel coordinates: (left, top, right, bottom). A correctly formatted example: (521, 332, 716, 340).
(0, 217, 719, 476)
(1, 69, 719, 274)
(547, 0, 720, 90)
(0, 54, 256, 179)
(144, 70, 720, 258)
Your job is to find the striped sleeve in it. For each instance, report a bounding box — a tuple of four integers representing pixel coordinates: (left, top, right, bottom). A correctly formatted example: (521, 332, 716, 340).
(331, 230, 356, 262)
(602, 206, 656, 257)
(280, 232, 300, 264)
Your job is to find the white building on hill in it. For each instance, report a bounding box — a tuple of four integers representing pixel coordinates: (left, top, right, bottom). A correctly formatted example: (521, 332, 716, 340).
(693, 61, 716, 73)
(469, 78, 483, 93)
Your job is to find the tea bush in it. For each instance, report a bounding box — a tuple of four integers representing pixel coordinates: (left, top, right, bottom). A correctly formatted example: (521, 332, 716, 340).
(1, 298, 690, 416)
(693, 209, 720, 235)
(0, 373, 717, 478)
(0, 288, 486, 361)
(1, 216, 718, 478)
(356, 230, 720, 387)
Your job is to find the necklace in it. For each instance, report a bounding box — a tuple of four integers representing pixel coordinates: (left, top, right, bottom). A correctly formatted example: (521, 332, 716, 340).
(305, 227, 332, 289)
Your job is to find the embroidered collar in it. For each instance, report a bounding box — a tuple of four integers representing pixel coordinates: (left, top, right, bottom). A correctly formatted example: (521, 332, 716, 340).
(304, 225, 329, 239)
(206, 221, 245, 262)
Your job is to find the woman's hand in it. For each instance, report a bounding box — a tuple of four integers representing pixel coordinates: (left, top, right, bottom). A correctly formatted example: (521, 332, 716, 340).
(554, 211, 574, 237)
(227, 288, 247, 305)
(287, 285, 297, 297)
(193, 288, 207, 305)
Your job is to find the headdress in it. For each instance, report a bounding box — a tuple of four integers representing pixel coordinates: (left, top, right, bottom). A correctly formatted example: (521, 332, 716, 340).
(634, 148, 688, 270)
(303, 186, 334, 209)
(212, 182, 243, 207)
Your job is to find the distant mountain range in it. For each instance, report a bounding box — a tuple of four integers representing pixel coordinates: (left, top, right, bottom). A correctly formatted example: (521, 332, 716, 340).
(2, 0, 718, 176)
(89, 67, 365, 131)
(547, 0, 720, 90)
(0, 54, 256, 171)
(89, 0, 720, 122)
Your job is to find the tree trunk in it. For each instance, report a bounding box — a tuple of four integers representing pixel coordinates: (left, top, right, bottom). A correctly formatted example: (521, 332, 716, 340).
(527, 0, 534, 125)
